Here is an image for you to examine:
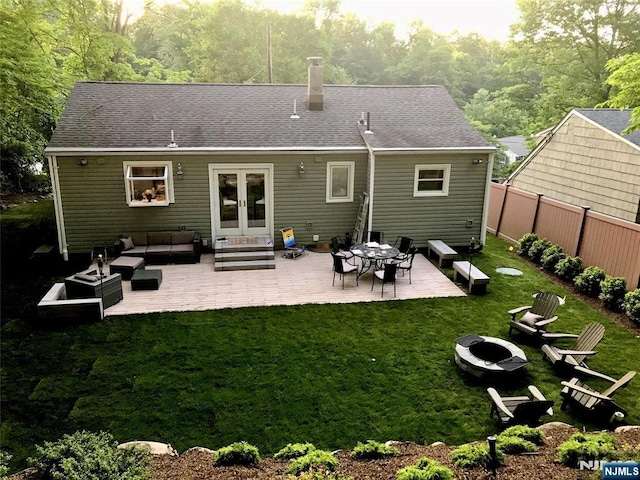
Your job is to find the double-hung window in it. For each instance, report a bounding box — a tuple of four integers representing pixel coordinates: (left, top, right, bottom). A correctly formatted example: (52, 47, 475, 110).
(414, 164, 450, 197)
(123, 161, 174, 206)
(326, 161, 354, 203)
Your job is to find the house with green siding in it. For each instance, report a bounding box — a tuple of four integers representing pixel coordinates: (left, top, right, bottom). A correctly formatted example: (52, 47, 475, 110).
(45, 58, 495, 261)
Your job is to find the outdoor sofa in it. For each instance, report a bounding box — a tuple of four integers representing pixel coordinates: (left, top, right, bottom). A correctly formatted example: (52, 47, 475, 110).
(114, 231, 201, 264)
(37, 283, 104, 323)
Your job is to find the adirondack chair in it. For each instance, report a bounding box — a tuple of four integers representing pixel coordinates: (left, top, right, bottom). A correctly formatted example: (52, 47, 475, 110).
(561, 366, 636, 424)
(508, 292, 561, 337)
(540, 322, 605, 372)
(487, 385, 554, 426)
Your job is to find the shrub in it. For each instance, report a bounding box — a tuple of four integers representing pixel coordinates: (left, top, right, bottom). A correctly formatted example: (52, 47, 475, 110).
(351, 440, 398, 459)
(287, 450, 338, 476)
(28, 430, 150, 480)
(556, 433, 616, 467)
(397, 458, 454, 480)
(495, 436, 537, 454)
(213, 441, 260, 466)
(574, 266, 607, 297)
(451, 443, 505, 469)
(0, 451, 12, 480)
(294, 466, 354, 480)
(555, 255, 584, 282)
(517, 233, 539, 256)
(540, 245, 565, 272)
(275, 443, 316, 460)
(528, 238, 552, 264)
(599, 276, 627, 311)
(624, 289, 640, 324)
(498, 426, 545, 445)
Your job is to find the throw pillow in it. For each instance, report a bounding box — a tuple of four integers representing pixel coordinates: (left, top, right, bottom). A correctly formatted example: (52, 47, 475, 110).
(519, 312, 544, 327)
(121, 236, 135, 251)
(74, 273, 98, 282)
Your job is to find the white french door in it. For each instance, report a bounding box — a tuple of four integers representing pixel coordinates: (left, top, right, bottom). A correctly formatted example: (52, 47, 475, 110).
(210, 165, 272, 237)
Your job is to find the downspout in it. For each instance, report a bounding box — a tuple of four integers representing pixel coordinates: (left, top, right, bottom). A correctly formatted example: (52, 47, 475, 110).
(366, 145, 375, 239)
(480, 153, 494, 245)
(48, 155, 69, 261)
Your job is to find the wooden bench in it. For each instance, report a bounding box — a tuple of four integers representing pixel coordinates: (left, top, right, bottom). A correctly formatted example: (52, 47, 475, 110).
(452, 261, 490, 294)
(427, 240, 458, 267)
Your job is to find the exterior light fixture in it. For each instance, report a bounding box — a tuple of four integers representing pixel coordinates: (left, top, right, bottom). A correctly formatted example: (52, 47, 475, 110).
(78, 159, 88, 166)
(472, 158, 483, 164)
(299, 162, 305, 175)
(177, 163, 184, 176)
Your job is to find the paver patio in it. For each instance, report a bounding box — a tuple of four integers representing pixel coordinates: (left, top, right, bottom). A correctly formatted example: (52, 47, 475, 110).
(104, 250, 465, 316)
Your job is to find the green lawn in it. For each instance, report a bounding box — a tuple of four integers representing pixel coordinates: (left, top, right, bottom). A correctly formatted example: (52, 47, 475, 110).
(1, 209, 639, 472)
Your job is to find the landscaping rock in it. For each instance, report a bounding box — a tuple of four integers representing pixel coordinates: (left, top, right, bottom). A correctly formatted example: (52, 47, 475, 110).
(615, 425, 640, 433)
(118, 441, 178, 456)
(183, 446, 215, 455)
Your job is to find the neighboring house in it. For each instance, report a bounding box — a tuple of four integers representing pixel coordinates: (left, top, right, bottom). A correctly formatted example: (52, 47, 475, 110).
(507, 109, 640, 224)
(498, 135, 529, 163)
(45, 59, 495, 261)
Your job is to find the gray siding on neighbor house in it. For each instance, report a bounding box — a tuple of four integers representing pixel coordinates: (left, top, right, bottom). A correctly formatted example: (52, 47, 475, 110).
(55, 152, 367, 254)
(510, 115, 640, 223)
(371, 153, 490, 248)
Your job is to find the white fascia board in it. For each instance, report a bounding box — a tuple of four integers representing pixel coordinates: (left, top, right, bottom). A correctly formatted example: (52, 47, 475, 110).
(372, 147, 496, 155)
(43, 146, 367, 156)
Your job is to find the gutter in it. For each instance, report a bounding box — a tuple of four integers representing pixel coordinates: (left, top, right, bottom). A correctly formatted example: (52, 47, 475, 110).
(48, 155, 69, 261)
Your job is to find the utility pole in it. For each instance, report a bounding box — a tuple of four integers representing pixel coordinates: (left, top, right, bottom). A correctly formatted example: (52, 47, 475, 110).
(266, 23, 273, 83)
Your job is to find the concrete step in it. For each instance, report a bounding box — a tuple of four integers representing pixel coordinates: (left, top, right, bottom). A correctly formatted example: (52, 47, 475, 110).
(215, 250, 275, 262)
(214, 259, 276, 271)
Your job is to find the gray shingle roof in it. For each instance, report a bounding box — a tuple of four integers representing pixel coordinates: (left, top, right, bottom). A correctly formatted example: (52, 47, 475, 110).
(46, 82, 493, 152)
(577, 108, 640, 148)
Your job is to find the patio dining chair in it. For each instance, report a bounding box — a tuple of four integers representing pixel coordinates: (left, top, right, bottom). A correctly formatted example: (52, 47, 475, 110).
(331, 236, 354, 259)
(393, 236, 413, 255)
(508, 291, 560, 338)
(540, 322, 605, 373)
(372, 261, 397, 297)
(561, 366, 636, 424)
(332, 252, 358, 289)
(487, 385, 554, 426)
(367, 231, 384, 244)
(396, 246, 417, 284)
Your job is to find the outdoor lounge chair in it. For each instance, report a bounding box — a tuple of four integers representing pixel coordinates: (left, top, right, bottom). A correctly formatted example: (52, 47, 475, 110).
(561, 366, 636, 424)
(508, 291, 560, 337)
(332, 252, 358, 289)
(487, 385, 554, 426)
(280, 227, 306, 259)
(541, 322, 605, 372)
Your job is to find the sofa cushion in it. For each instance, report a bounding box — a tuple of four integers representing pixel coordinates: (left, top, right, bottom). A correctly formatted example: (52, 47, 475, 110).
(130, 232, 148, 246)
(148, 232, 172, 245)
(172, 231, 195, 245)
(171, 244, 195, 254)
(121, 236, 135, 251)
(145, 245, 171, 255)
(120, 246, 147, 257)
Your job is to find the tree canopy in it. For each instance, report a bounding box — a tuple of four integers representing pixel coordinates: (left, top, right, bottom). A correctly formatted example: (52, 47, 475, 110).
(2, 0, 639, 193)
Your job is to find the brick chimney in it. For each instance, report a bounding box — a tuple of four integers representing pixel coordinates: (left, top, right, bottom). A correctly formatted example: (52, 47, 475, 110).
(307, 56, 323, 111)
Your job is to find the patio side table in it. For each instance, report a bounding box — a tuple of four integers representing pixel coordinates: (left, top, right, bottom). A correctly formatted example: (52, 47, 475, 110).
(131, 269, 163, 290)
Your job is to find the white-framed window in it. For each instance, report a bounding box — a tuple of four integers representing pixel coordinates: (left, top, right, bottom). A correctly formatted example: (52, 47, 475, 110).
(413, 164, 450, 197)
(326, 161, 355, 203)
(123, 161, 174, 207)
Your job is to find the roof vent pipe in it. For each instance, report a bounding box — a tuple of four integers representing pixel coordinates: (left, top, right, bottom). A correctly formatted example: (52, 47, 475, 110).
(290, 99, 300, 119)
(358, 112, 366, 125)
(365, 112, 373, 134)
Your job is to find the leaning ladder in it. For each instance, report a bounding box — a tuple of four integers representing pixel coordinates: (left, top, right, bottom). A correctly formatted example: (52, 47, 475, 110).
(353, 192, 369, 244)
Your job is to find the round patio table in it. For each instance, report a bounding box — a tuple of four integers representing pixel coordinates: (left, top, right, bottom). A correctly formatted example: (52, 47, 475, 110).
(349, 243, 400, 278)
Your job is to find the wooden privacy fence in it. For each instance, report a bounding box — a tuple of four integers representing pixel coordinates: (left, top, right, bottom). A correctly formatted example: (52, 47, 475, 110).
(488, 183, 640, 290)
